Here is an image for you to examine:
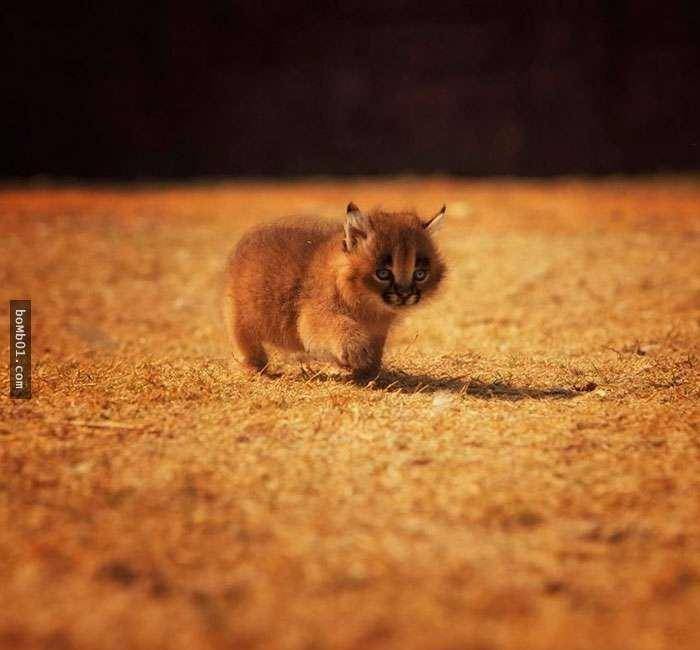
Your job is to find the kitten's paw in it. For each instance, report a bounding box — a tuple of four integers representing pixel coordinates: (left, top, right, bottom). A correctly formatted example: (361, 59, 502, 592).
(351, 365, 381, 383)
(241, 362, 267, 375)
(234, 354, 269, 376)
(339, 333, 379, 375)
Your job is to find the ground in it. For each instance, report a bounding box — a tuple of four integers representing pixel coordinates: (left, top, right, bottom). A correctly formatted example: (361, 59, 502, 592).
(1, 177, 699, 650)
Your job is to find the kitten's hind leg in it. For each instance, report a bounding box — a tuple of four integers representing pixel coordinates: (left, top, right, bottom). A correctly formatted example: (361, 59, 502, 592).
(223, 294, 268, 373)
(234, 325, 268, 373)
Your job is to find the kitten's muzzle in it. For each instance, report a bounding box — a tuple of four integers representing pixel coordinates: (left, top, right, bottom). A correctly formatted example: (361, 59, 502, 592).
(383, 287, 421, 306)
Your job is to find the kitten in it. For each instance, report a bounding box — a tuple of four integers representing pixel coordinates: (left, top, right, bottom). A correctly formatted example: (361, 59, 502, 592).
(223, 203, 446, 377)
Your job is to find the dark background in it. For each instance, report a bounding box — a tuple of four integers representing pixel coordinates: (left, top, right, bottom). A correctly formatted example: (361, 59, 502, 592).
(4, 1, 699, 178)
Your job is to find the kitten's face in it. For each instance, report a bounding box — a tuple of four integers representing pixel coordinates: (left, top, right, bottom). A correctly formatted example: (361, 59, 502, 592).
(341, 206, 446, 312)
(371, 249, 433, 307)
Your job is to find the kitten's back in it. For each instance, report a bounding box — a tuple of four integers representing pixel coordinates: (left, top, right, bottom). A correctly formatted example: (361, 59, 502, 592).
(225, 217, 340, 349)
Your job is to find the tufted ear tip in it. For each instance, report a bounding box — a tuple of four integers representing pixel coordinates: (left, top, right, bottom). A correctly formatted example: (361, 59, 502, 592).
(343, 202, 369, 251)
(423, 205, 447, 231)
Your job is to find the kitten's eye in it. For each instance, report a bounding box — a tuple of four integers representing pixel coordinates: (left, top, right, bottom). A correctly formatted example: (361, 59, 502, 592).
(413, 269, 429, 282)
(375, 268, 392, 281)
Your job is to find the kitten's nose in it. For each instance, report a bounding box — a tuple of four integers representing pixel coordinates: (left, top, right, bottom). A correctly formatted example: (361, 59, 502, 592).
(395, 285, 412, 297)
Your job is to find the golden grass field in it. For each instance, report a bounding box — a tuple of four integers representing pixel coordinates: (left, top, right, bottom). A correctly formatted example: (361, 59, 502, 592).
(1, 178, 699, 650)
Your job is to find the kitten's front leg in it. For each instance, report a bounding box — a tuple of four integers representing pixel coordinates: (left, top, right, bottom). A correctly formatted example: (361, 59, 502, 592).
(338, 328, 384, 378)
(298, 309, 384, 377)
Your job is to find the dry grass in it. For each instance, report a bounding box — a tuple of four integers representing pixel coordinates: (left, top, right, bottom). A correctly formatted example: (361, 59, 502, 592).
(1, 177, 699, 650)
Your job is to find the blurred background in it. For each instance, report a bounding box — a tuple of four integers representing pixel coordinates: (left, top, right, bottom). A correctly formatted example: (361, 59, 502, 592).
(4, 0, 698, 179)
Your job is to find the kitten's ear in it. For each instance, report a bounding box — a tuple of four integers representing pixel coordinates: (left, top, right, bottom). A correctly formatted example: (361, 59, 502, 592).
(344, 202, 369, 251)
(423, 205, 446, 232)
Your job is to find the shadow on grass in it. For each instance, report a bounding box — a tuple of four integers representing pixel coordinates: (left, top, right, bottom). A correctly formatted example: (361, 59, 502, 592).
(298, 368, 597, 400)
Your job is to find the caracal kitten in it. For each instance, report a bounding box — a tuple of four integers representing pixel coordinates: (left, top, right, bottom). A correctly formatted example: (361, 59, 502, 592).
(224, 203, 446, 378)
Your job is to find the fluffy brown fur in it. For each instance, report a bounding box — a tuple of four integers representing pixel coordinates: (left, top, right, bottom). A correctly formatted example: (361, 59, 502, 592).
(223, 203, 447, 377)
